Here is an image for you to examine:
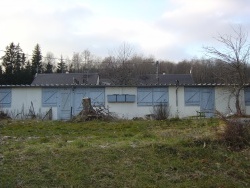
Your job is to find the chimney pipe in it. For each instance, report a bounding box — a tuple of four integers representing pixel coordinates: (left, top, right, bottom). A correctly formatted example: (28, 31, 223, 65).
(156, 61, 159, 84)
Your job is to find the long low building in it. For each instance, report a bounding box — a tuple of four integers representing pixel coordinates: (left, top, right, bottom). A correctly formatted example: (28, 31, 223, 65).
(0, 84, 250, 120)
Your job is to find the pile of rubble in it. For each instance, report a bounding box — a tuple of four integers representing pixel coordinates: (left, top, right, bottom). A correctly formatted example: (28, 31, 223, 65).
(72, 98, 116, 122)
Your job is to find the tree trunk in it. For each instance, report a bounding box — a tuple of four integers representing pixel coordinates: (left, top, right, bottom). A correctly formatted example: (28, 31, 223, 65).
(82, 97, 92, 115)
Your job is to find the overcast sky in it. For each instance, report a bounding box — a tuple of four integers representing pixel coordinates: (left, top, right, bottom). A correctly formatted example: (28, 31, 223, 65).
(0, 0, 249, 62)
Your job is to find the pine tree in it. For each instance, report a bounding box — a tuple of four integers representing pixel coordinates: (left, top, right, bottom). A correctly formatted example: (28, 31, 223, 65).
(2, 42, 16, 75)
(0, 65, 4, 84)
(31, 44, 43, 75)
(44, 52, 55, 73)
(45, 62, 53, 73)
(0, 42, 34, 84)
(1, 42, 27, 84)
(22, 60, 34, 84)
(13, 43, 24, 74)
(57, 55, 67, 73)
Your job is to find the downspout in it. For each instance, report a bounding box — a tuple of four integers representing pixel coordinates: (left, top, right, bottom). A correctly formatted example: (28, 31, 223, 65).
(176, 80, 179, 107)
(176, 80, 179, 117)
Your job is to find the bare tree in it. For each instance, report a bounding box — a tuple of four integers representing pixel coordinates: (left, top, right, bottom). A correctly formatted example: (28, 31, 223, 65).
(130, 55, 156, 75)
(81, 49, 92, 69)
(191, 58, 217, 83)
(71, 52, 82, 73)
(80, 49, 100, 72)
(99, 56, 117, 78)
(103, 42, 136, 85)
(116, 42, 134, 64)
(204, 26, 250, 116)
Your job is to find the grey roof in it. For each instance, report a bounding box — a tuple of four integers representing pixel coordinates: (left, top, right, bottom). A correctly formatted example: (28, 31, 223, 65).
(1, 83, 250, 88)
(137, 74, 194, 85)
(31, 73, 99, 85)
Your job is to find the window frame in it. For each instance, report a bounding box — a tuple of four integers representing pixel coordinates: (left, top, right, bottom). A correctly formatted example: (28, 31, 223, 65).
(107, 94, 136, 103)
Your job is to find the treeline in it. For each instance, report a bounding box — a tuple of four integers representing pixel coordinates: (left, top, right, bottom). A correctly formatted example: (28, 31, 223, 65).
(1, 42, 250, 85)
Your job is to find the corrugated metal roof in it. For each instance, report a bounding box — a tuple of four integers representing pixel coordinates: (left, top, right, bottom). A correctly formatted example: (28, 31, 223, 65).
(137, 74, 194, 85)
(1, 83, 249, 88)
(31, 73, 99, 85)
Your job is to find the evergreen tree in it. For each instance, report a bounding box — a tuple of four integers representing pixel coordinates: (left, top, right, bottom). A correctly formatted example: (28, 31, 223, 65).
(57, 55, 67, 73)
(0, 65, 4, 84)
(2, 42, 16, 75)
(13, 44, 23, 74)
(25, 60, 32, 74)
(45, 62, 53, 73)
(43, 52, 55, 73)
(0, 42, 34, 84)
(1, 42, 27, 84)
(22, 60, 34, 84)
(31, 44, 43, 75)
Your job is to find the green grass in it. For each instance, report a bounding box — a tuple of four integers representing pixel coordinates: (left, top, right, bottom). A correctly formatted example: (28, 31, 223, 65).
(0, 119, 249, 187)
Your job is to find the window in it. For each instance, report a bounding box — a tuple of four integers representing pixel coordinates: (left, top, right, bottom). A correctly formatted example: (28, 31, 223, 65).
(107, 94, 135, 103)
(0, 89, 11, 107)
(137, 88, 168, 106)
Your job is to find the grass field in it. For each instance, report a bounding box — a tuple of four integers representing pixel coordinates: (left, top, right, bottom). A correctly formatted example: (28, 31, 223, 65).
(0, 118, 250, 187)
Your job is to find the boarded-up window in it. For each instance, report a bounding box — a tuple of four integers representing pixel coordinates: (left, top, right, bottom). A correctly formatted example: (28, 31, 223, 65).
(184, 87, 200, 106)
(245, 87, 250, 106)
(107, 95, 117, 103)
(42, 88, 58, 107)
(126, 95, 136, 102)
(0, 89, 11, 107)
(73, 88, 105, 115)
(89, 88, 105, 106)
(137, 88, 168, 106)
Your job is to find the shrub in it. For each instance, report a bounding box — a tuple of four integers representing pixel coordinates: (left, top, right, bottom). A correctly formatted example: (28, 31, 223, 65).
(219, 119, 250, 151)
(0, 110, 10, 119)
(151, 103, 169, 120)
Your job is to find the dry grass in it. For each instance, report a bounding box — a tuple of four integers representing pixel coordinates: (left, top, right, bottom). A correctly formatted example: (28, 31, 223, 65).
(0, 119, 250, 187)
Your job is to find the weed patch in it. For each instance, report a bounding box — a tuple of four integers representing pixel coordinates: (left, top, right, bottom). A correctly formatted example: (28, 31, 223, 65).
(217, 118, 250, 151)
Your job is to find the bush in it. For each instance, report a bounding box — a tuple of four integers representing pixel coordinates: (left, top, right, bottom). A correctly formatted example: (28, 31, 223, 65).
(151, 103, 169, 120)
(0, 111, 10, 119)
(219, 119, 250, 151)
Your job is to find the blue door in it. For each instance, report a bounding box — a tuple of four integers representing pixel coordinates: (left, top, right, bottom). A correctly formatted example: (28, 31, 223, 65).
(73, 88, 88, 116)
(184, 87, 215, 117)
(200, 88, 215, 117)
(58, 88, 72, 120)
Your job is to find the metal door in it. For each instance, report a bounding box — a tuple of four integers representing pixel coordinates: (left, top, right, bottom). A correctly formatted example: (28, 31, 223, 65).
(58, 88, 72, 120)
(200, 88, 215, 117)
(73, 88, 88, 116)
